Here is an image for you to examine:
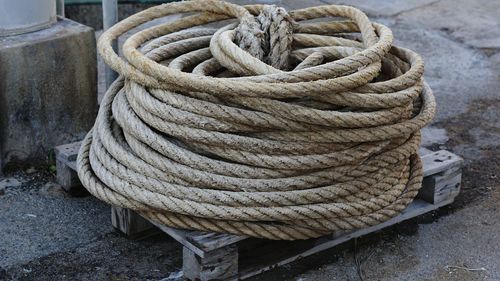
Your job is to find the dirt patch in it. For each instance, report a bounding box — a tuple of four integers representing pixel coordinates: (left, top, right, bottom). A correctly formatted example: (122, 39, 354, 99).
(2, 233, 182, 281)
(0, 168, 55, 195)
(434, 98, 500, 209)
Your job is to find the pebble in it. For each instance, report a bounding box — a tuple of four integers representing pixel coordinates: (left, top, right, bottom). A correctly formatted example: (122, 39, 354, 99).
(0, 178, 23, 195)
(26, 167, 37, 174)
(39, 182, 69, 198)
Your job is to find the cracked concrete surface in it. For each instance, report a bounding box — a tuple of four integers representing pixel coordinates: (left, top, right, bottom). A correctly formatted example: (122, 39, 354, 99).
(1, 0, 499, 280)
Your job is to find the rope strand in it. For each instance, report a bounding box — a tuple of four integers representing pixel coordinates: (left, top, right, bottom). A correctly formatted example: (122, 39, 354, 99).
(77, 0, 435, 240)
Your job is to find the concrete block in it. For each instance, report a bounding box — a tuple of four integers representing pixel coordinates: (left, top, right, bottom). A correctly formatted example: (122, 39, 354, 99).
(0, 18, 97, 169)
(65, 3, 158, 30)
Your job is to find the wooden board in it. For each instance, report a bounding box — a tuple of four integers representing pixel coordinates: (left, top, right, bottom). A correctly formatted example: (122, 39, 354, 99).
(148, 220, 244, 258)
(421, 150, 462, 177)
(55, 141, 82, 192)
(54, 141, 81, 170)
(111, 207, 159, 239)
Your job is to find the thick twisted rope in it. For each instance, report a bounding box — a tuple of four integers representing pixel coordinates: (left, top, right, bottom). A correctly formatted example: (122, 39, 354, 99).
(77, 0, 435, 240)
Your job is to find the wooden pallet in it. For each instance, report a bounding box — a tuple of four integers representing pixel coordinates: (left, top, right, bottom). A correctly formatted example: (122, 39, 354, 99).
(55, 142, 462, 281)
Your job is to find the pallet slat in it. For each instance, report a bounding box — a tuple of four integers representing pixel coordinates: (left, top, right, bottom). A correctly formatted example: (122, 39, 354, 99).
(421, 150, 462, 177)
(148, 220, 243, 258)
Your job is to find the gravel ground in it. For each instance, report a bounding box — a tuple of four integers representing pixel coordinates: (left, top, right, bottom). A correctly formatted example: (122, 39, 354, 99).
(1, 0, 500, 280)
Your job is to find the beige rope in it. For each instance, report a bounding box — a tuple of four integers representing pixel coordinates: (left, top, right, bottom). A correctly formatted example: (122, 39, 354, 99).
(76, 0, 435, 240)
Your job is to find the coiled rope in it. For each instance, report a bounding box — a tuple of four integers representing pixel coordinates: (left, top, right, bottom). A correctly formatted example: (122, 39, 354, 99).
(77, 0, 435, 240)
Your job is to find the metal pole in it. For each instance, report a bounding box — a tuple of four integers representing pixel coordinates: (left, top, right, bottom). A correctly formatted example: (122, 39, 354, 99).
(102, 0, 119, 89)
(56, 0, 65, 17)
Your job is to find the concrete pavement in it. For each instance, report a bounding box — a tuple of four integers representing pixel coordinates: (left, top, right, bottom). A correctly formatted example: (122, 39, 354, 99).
(1, 0, 499, 280)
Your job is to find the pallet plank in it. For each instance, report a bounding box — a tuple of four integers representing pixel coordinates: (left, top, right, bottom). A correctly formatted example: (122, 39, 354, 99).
(419, 164, 462, 204)
(54, 141, 81, 163)
(421, 150, 463, 177)
(56, 159, 80, 191)
(183, 245, 238, 281)
(55, 142, 82, 192)
(147, 220, 214, 258)
(111, 207, 159, 239)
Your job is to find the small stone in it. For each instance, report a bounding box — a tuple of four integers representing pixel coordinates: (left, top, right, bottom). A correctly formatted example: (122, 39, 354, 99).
(0, 178, 22, 195)
(26, 167, 37, 174)
(39, 182, 68, 198)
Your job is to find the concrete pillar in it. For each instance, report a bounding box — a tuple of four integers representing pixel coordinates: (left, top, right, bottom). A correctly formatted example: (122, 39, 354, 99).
(0, 18, 97, 169)
(0, 0, 56, 36)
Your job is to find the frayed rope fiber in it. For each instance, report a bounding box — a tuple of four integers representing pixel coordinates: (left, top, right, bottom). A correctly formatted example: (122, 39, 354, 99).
(77, 0, 435, 240)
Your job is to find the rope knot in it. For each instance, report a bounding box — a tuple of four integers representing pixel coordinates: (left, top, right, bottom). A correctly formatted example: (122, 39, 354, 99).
(235, 5, 295, 70)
